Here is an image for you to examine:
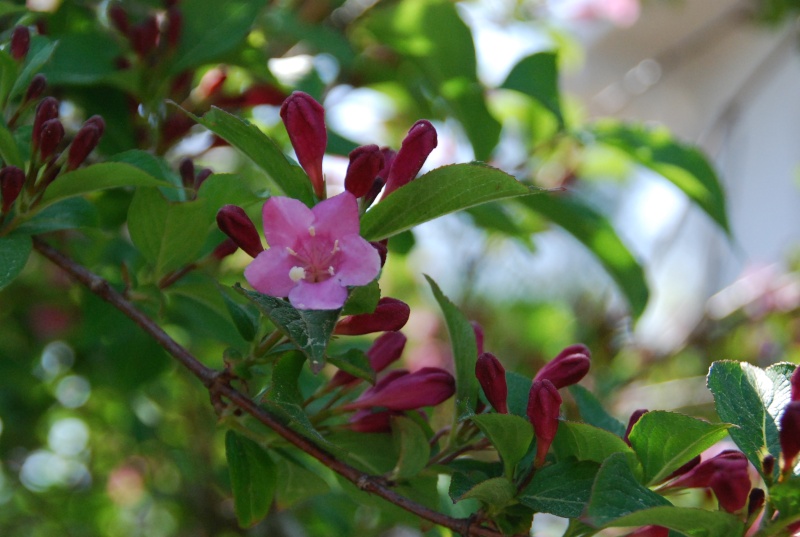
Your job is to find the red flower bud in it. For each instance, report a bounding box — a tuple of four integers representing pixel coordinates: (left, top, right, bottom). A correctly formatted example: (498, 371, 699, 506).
(534, 343, 591, 390)
(476, 352, 508, 414)
(1, 166, 25, 213)
(108, 4, 130, 36)
(666, 450, 751, 513)
(165, 7, 182, 48)
(780, 400, 800, 472)
(39, 118, 65, 161)
(334, 297, 410, 335)
(370, 240, 388, 267)
(179, 158, 195, 188)
(240, 84, 286, 107)
(330, 331, 407, 389)
(527, 379, 562, 467)
(348, 409, 394, 433)
(194, 168, 212, 190)
(131, 16, 159, 57)
(345, 144, 384, 198)
(343, 367, 455, 411)
(10, 26, 30, 61)
(382, 120, 437, 199)
(762, 454, 775, 477)
(211, 238, 238, 260)
(32, 97, 59, 153)
(624, 408, 648, 446)
(280, 91, 327, 199)
(216, 205, 263, 258)
(24, 74, 47, 103)
(625, 526, 668, 537)
(197, 67, 227, 101)
(791, 366, 800, 401)
(472, 321, 484, 355)
(748, 488, 765, 518)
(67, 118, 104, 170)
(663, 455, 701, 482)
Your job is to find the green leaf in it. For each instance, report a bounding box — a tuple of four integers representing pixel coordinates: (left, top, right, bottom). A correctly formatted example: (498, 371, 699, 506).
(341, 280, 381, 316)
(450, 474, 516, 507)
(10, 38, 56, 101)
(268, 351, 306, 405)
(628, 411, 731, 485)
(38, 32, 119, 86)
(171, 0, 266, 74)
(190, 107, 315, 206)
(587, 452, 671, 526)
(14, 198, 98, 234)
(0, 234, 31, 290)
(553, 421, 639, 470)
(606, 506, 744, 537)
(569, 385, 626, 437)
(391, 415, 431, 480)
(506, 371, 532, 417)
(235, 285, 340, 372)
(425, 275, 478, 419)
(197, 173, 264, 211)
(0, 50, 16, 107)
(327, 348, 374, 385)
(707, 360, 796, 480)
(41, 163, 172, 208)
(361, 163, 539, 241)
(518, 459, 599, 518)
(220, 288, 258, 342)
(770, 479, 800, 524)
(127, 188, 211, 277)
(519, 193, 649, 318)
(591, 121, 729, 232)
(0, 119, 23, 168)
(472, 414, 533, 479)
(225, 430, 277, 528)
(501, 52, 564, 128)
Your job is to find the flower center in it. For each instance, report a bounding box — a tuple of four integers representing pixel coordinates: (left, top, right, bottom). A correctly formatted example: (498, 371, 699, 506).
(286, 238, 340, 283)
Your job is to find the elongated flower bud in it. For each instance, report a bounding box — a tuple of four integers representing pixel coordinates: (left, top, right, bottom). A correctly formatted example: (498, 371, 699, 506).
(780, 401, 800, 472)
(216, 205, 263, 258)
(39, 118, 65, 161)
(534, 343, 591, 390)
(472, 321, 484, 355)
(131, 16, 159, 57)
(476, 353, 508, 414)
(345, 144, 384, 198)
(24, 74, 47, 103)
(194, 168, 212, 190)
(165, 7, 182, 48)
(382, 120, 437, 199)
(527, 379, 562, 467)
(343, 367, 455, 411)
(663, 455, 700, 482)
(762, 454, 775, 477)
(665, 450, 751, 513)
(330, 331, 407, 388)
(10, 26, 30, 61)
(624, 408, 648, 445)
(179, 158, 195, 188)
(280, 91, 327, 199)
(211, 238, 238, 260)
(108, 4, 130, 35)
(1, 166, 25, 213)
(67, 117, 105, 170)
(32, 97, 59, 154)
(334, 297, 410, 335)
(625, 526, 668, 537)
(747, 488, 765, 518)
(791, 366, 800, 401)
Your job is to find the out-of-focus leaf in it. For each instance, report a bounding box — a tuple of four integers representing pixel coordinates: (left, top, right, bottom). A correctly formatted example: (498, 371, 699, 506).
(225, 430, 276, 528)
(220, 287, 258, 342)
(519, 459, 599, 518)
(628, 411, 731, 485)
(519, 193, 649, 318)
(41, 163, 172, 207)
(426, 275, 478, 420)
(190, 107, 315, 206)
(606, 506, 744, 537)
(264, 9, 355, 68)
(707, 360, 796, 480)
(569, 385, 626, 437)
(471, 413, 533, 478)
(592, 121, 729, 232)
(327, 348, 373, 384)
(0, 118, 23, 168)
(14, 198, 98, 234)
(0, 50, 16, 110)
(0, 235, 31, 291)
(38, 32, 118, 86)
(235, 285, 340, 372)
(361, 163, 539, 241)
(391, 415, 430, 480)
(501, 52, 564, 128)
(171, 0, 267, 74)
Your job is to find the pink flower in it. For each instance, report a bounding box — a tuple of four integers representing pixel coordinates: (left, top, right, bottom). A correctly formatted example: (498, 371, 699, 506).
(244, 192, 380, 310)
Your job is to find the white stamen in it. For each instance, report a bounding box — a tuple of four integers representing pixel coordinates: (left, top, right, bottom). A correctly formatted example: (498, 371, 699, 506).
(331, 240, 340, 254)
(328, 266, 335, 276)
(308, 226, 315, 237)
(286, 247, 298, 256)
(289, 266, 306, 282)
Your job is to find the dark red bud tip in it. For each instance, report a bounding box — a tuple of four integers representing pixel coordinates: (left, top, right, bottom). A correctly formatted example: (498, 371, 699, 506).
(471, 321, 485, 355)
(780, 400, 800, 471)
(84, 115, 106, 138)
(476, 352, 508, 414)
(280, 91, 327, 199)
(32, 97, 59, 153)
(67, 122, 103, 170)
(625, 526, 668, 537)
(179, 158, 195, 188)
(108, 4, 130, 35)
(747, 488, 765, 518)
(343, 367, 455, 411)
(345, 144, 384, 198)
(624, 409, 648, 445)
(131, 16, 159, 57)
(664, 455, 701, 482)
(240, 84, 287, 107)
(666, 450, 751, 513)
(194, 168, 212, 190)
(165, 7, 182, 48)
(370, 240, 388, 267)
(527, 379, 562, 467)
(762, 454, 775, 478)
(39, 118, 65, 161)
(334, 297, 410, 336)
(348, 409, 393, 433)
(791, 366, 800, 402)
(329, 331, 407, 389)
(212, 238, 238, 260)
(10, 26, 30, 61)
(216, 205, 263, 258)
(1, 166, 26, 213)
(534, 344, 591, 390)
(382, 119, 437, 199)
(24, 74, 47, 103)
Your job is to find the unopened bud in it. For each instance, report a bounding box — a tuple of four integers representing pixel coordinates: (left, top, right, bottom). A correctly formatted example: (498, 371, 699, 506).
(382, 120, 437, 199)
(240, 84, 286, 107)
(625, 526, 668, 537)
(165, 7, 182, 48)
(747, 488, 765, 518)
(780, 400, 800, 472)
(334, 297, 410, 335)
(527, 379, 562, 467)
(108, 4, 130, 35)
(67, 119, 104, 170)
(0, 166, 25, 213)
(280, 91, 327, 199)
(39, 118, 65, 161)
(24, 74, 47, 103)
(32, 97, 59, 153)
(665, 450, 751, 513)
(330, 331, 407, 388)
(664, 455, 701, 482)
(791, 366, 800, 401)
(362, 177, 386, 209)
(216, 205, 263, 258)
(762, 454, 775, 477)
(476, 352, 508, 414)
(624, 408, 648, 446)
(345, 144, 384, 198)
(348, 409, 393, 433)
(212, 238, 238, 260)
(197, 67, 227, 101)
(194, 168, 212, 190)
(471, 321, 484, 355)
(10, 26, 30, 61)
(131, 16, 159, 57)
(534, 343, 591, 390)
(370, 240, 388, 267)
(343, 367, 455, 411)
(179, 158, 195, 188)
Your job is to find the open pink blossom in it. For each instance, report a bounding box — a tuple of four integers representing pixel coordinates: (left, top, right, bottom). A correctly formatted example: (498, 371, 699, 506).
(244, 192, 380, 310)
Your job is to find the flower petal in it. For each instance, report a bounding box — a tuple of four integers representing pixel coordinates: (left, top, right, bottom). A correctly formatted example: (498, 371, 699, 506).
(288, 278, 348, 310)
(335, 235, 381, 286)
(262, 196, 314, 248)
(244, 248, 296, 297)
(311, 191, 360, 237)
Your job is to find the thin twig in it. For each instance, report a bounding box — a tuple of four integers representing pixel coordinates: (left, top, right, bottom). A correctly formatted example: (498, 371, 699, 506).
(31, 237, 515, 537)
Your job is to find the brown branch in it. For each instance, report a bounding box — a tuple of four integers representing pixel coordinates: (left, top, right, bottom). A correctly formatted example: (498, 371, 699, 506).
(31, 237, 513, 537)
